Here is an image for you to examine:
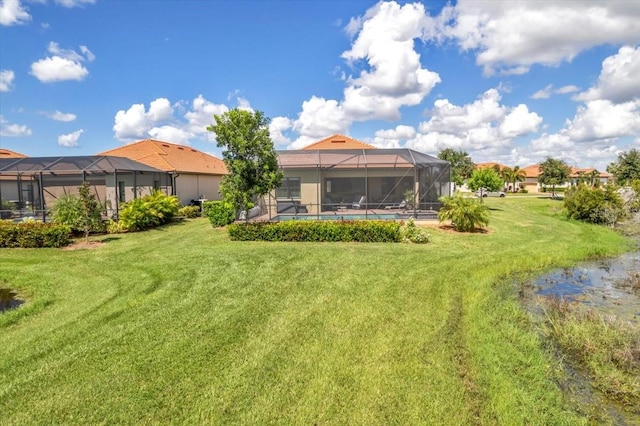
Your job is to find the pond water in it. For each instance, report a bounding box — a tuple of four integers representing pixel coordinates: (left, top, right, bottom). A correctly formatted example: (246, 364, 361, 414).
(523, 251, 640, 424)
(531, 251, 640, 323)
(0, 288, 24, 313)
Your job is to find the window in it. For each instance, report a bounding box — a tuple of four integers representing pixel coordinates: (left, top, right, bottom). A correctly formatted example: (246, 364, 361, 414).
(154, 180, 160, 190)
(118, 181, 126, 203)
(276, 177, 301, 199)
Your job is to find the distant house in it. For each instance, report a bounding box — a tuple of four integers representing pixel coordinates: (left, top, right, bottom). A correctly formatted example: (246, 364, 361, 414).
(99, 139, 227, 205)
(264, 135, 451, 218)
(521, 164, 611, 193)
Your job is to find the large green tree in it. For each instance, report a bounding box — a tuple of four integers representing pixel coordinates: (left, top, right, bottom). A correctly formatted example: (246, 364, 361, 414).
(467, 168, 503, 201)
(538, 157, 571, 199)
(207, 109, 283, 221)
(607, 149, 640, 185)
(437, 148, 475, 187)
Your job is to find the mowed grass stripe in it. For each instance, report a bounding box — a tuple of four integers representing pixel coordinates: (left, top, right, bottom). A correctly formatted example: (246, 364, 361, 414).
(0, 197, 631, 424)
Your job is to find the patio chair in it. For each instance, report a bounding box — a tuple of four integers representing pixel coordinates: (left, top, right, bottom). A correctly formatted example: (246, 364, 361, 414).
(384, 200, 407, 210)
(352, 195, 366, 209)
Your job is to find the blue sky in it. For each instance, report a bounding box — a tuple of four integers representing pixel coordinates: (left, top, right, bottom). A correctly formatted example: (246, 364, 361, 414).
(1, 0, 639, 171)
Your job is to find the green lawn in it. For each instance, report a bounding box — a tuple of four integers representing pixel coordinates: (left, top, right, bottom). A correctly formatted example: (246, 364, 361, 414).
(0, 198, 631, 424)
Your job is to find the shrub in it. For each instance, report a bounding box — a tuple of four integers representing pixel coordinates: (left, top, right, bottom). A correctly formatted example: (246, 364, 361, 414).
(51, 182, 105, 240)
(118, 191, 180, 232)
(564, 185, 625, 225)
(106, 219, 128, 234)
(207, 201, 236, 227)
(0, 220, 71, 248)
(227, 220, 402, 242)
(402, 218, 431, 244)
(178, 206, 201, 218)
(437, 194, 489, 232)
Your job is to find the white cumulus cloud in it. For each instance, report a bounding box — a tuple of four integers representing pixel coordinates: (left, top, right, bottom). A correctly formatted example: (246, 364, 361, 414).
(0, 0, 31, 26)
(566, 99, 640, 141)
(57, 129, 84, 147)
(114, 95, 231, 144)
(0, 69, 15, 91)
(47, 110, 77, 122)
(30, 42, 94, 83)
(575, 45, 640, 103)
(435, 0, 640, 76)
(372, 125, 416, 148)
(0, 115, 32, 137)
(404, 88, 541, 155)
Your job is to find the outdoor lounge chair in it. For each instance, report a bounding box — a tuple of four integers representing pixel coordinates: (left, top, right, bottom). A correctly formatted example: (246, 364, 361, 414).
(352, 195, 366, 209)
(384, 200, 407, 210)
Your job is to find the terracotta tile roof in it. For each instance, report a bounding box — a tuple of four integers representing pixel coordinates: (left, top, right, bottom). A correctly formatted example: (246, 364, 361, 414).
(476, 162, 509, 171)
(521, 164, 542, 178)
(521, 164, 611, 179)
(570, 167, 611, 178)
(0, 148, 28, 158)
(98, 139, 227, 175)
(302, 134, 377, 150)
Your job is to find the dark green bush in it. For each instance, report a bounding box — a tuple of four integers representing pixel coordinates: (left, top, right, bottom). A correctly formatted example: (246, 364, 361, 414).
(0, 220, 71, 248)
(207, 201, 236, 227)
(227, 220, 402, 242)
(564, 185, 625, 225)
(118, 191, 180, 232)
(178, 206, 201, 218)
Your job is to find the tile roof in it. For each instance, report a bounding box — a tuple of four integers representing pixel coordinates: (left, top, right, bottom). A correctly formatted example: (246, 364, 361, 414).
(302, 134, 377, 150)
(521, 164, 542, 178)
(98, 139, 227, 175)
(476, 162, 509, 171)
(0, 148, 28, 158)
(570, 167, 611, 178)
(520, 164, 611, 179)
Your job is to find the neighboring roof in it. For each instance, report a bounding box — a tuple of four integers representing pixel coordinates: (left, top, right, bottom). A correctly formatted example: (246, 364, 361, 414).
(521, 164, 611, 179)
(521, 164, 541, 178)
(302, 134, 377, 150)
(0, 148, 28, 159)
(277, 148, 449, 169)
(0, 156, 164, 174)
(571, 167, 611, 178)
(99, 139, 227, 175)
(476, 162, 509, 171)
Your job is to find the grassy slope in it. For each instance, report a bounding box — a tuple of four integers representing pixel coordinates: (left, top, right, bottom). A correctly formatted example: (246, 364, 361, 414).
(0, 198, 631, 424)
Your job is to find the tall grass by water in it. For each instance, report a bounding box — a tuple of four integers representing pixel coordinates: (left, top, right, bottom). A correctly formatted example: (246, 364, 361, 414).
(0, 197, 632, 424)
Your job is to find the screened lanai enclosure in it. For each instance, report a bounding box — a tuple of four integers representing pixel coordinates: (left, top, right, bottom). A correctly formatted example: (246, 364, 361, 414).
(0, 156, 173, 221)
(262, 149, 451, 220)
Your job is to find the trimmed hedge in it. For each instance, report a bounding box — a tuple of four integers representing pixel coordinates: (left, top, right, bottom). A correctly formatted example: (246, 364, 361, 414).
(0, 221, 71, 248)
(227, 220, 402, 242)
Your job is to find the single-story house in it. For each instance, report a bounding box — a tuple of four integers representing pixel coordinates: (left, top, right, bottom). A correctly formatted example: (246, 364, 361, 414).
(99, 139, 227, 205)
(261, 135, 451, 218)
(0, 156, 171, 220)
(521, 164, 611, 193)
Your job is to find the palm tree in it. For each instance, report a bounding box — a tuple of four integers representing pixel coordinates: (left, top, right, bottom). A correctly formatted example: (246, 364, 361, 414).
(501, 167, 514, 191)
(511, 166, 526, 192)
